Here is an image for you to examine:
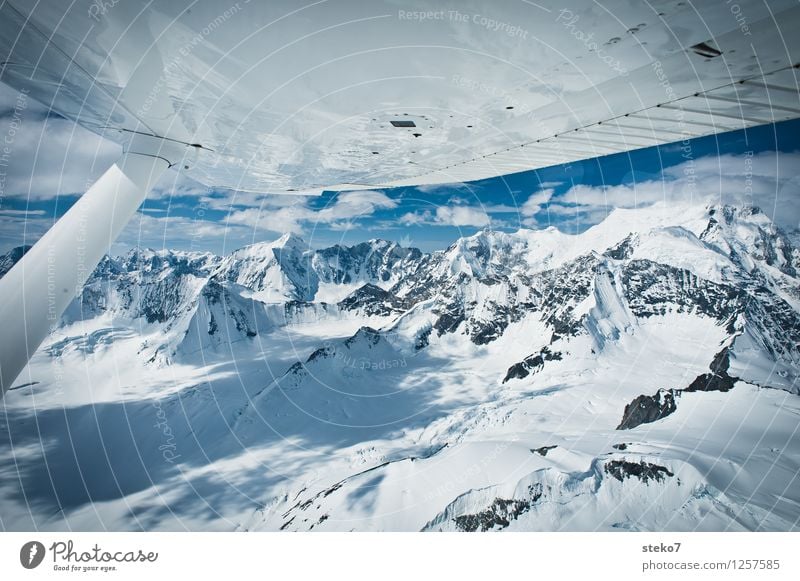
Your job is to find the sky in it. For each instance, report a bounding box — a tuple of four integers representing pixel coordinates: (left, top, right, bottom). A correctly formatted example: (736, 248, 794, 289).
(1, 80, 799, 256)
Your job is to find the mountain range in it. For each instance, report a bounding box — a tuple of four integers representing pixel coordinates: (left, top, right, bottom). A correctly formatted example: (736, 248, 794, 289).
(1, 202, 799, 532)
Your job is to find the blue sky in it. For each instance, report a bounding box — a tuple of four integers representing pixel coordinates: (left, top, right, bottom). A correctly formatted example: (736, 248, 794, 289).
(1, 79, 799, 255)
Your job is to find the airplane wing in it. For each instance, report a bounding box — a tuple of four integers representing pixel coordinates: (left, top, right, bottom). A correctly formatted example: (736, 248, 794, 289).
(2, 0, 798, 194)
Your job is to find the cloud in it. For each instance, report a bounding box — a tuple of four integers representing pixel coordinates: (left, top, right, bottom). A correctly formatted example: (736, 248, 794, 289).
(0, 83, 271, 207)
(0, 215, 53, 252)
(550, 151, 800, 231)
(414, 182, 471, 194)
(227, 190, 397, 234)
(149, 170, 212, 200)
(561, 182, 666, 207)
(520, 188, 555, 225)
(0, 208, 265, 255)
(539, 202, 612, 229)
(434, 205, 491, 227)
(401, 189, 557, 230)
(0, 84, 122, 200)
(198, 190, 307, 212)
(226, 205, 309, 234)
(117, 212, 250, 253)
(399, 210, 434, 225)
(0, 209, 45, 216)
(479, 203, 520, 213)
(535, 181, 564, 189)
(400, 202, 511, 228)
(663, 151, 799, 182)
(316, 190, 397, 222)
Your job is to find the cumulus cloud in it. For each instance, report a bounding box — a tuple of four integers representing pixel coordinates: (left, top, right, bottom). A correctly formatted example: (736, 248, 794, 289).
(226, 205, 309, 235)
(550, 151, 800, 231)
(399, 210, 434, 225)
(317, 190, 397, 221)
(227, 190, 397, 234)
(520, 188, 555, 225)
(123, 212, 233, 240)
(400, 202, 513, 228)
(115, 212, 252, 254)
(434, 205, 491, 227)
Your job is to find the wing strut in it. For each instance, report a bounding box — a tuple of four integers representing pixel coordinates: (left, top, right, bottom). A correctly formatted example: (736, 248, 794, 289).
(0, 135, 187, 394)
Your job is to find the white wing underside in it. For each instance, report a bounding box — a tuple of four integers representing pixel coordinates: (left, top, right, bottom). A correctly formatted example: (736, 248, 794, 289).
(1, 0, 799, 194)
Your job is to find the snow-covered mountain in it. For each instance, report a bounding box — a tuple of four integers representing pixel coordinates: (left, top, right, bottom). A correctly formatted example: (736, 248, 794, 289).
(0, 244, 30, 278)
(215, 232, 422, 303)
(0, 236, 424, 366)
(1, 203, 799, 532)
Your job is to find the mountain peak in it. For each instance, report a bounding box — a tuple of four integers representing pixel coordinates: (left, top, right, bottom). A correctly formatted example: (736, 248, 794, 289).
(0, 244, 32, 279)
(706, 203, 771, 226)
(228, 232, 309, 259)
(274, 232, 307, 248)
